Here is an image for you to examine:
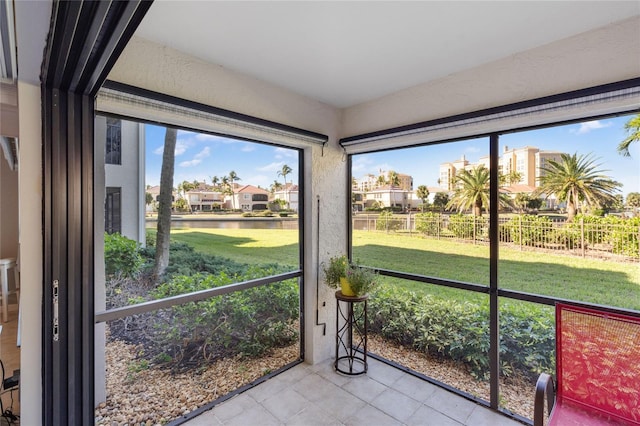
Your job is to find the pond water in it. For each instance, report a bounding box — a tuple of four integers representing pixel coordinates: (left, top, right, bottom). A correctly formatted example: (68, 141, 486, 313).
(146, 218, 299, 230)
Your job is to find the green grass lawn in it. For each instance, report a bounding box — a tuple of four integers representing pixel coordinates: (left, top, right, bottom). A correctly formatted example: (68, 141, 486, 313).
(165, 228, 640, 311)
(168, 228, 300, 267)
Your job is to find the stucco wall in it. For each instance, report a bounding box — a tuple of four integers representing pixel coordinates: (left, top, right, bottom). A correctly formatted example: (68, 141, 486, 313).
(341, 16, 640, 138)
(96, 116, 146, 244)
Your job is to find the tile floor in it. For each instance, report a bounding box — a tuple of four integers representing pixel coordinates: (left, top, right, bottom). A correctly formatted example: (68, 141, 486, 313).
(184, 357, 524, 426)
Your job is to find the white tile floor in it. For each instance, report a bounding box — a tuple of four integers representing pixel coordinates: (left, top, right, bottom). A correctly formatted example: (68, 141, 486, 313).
(183, 357, 524, 426)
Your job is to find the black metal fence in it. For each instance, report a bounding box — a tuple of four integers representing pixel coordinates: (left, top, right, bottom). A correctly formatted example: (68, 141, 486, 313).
(353, 213, 640, 260)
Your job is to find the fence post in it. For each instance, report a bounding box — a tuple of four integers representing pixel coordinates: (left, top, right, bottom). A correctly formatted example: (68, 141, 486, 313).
(473, 216, 477, 244)
(581, 217, 585, 258)
(519, 215, 523, 251)
(437, 214, 440, 240)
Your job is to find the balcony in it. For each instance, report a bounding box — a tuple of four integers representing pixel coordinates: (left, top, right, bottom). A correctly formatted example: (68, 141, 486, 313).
(182, 358, 520, 426)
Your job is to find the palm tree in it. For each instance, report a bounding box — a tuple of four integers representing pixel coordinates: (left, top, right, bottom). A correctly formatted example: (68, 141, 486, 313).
(270, 180, 283, 194)
(154, 127, 177, 278)
(210, 175, 219, 190)
(617, 114, 640, 157)
(277, 164, 293, 208)
(227, 171, 241, 209)
(447, 166, 491, 216)
(535, 153, 621, 222)
(416, 185, 430, 212)
(387, 170, 400, 187)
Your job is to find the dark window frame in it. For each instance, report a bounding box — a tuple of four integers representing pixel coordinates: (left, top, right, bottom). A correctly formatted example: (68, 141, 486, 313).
(347, 107, 640, 424)
(105, 187, 121, 234)
(105, 117, 122, 165)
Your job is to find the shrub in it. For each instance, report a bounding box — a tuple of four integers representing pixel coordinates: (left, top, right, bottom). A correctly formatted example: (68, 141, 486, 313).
(104, 233, 143, 278)
(368, 286, 555, 380)
(447, 214, 487, 240)
(152, 265, 299, 360)
(506, 215, 554, 246)
(138, 241, 248, 279)
(376, 211, 402, 232)
(415, 212, 444, 236)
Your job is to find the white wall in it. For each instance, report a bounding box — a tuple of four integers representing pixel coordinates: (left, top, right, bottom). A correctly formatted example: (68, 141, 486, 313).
(18, 81, 42, 426)
(96, 117, 146, 243)
(342, 16, 640, 137)
(109, 37, 345, 364)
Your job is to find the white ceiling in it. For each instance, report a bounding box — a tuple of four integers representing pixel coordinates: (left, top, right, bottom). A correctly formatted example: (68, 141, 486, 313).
(128, 2, 639, 108)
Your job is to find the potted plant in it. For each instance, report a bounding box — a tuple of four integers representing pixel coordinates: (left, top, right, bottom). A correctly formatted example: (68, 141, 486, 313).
(323, 255, 353, 295)
(322, 255, 377, 297)
(344, 263, 377, 297)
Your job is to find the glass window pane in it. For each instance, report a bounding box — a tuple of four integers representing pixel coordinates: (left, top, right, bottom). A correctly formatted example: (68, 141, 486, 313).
(498, 113, 640, 311)
(98, 280, 300, 424)
(498, 299, 555, 421)
(368, 276, 490, 402)
(97, 116, 301, 305)
(352, 138, 490, 285)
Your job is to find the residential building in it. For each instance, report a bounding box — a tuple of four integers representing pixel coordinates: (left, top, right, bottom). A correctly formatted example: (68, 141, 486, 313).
(354, 171, 413, 192)
(234, 185, 270, 211)
(440, 146, 567, 193)
(273, 183, 299, 212)
(186, 190, 224, 212)
(95, 116, 146, 244)
(363, 185, 410, 210)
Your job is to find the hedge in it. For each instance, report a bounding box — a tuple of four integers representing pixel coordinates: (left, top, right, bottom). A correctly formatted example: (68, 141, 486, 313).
(368, 286, 555, 380)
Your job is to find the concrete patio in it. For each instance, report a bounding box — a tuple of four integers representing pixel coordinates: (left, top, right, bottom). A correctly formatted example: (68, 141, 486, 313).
(184, 357, 523, 426)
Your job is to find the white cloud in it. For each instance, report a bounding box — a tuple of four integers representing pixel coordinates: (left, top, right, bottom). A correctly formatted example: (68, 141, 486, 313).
(178, 147, 211, 167)
(274, 147, 298, 159)
(573, 120, 612, 134)
(258, 161, 285, 172)
(153, 140, 189, 156)
(241, 144, 256, 152)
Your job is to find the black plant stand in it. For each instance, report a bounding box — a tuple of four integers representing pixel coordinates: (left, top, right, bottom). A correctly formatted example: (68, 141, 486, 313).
(334, 290, 368, 375)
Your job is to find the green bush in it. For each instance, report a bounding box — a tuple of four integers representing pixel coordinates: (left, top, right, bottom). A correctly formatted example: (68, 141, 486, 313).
(152, 266, 299, 359)
(415, 212, 444, 236)
(447, 214, 487, 240)
(567, 214, 640, 257)
(368, 286, 555, 380)
(376, 211, 402, 232)
(139, 241, 248, 279)
(506, 215, 553, 246)
(104, 233, 143, 278)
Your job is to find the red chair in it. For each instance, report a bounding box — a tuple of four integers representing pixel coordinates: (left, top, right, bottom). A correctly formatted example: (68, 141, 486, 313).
(534, 303, 640, 426)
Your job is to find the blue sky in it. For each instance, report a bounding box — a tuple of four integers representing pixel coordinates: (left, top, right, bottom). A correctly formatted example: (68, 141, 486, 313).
(145, 113, 639, 197)
(145, 127, 300, 190)
(352, 113, 640, 198)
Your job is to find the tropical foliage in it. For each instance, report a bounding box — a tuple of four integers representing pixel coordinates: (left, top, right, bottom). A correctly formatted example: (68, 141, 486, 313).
(446, 166, 510, 216)
(617, 113, 640, 157)
(535, 153, 621, 222)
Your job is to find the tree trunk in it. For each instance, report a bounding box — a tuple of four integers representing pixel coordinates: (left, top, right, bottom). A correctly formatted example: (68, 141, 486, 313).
(474, 197, 483, 216)
(154, 127, 177, 278)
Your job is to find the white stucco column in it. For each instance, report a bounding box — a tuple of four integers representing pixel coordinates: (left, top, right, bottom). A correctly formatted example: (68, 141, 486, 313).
(304, 140, 348, 364)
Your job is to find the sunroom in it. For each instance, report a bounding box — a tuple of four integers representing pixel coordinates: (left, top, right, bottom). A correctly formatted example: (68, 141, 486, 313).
(3, 1, 640, 425)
